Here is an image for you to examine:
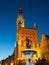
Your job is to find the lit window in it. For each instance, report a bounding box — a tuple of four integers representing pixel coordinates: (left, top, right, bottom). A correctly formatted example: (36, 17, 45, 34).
(11, 62, 13, 65)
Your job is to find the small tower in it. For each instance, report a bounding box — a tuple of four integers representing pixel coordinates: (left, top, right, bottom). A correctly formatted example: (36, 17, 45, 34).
(34, 22, 38, 29)
(16, 7, 24, 29)
(34, 22, 39, 47)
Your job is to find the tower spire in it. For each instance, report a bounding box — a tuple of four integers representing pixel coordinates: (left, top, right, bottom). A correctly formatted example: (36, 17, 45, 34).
(18, 7, 23, 17)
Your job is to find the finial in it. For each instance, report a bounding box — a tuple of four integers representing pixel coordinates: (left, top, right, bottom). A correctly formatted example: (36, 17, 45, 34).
(18, 7, 23, 17)
(15, 42, 16, 48)
(34, 22, 38, 29)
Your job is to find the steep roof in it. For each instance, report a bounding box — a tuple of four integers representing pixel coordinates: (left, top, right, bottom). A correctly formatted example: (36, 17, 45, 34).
(45, 35, 49, 38)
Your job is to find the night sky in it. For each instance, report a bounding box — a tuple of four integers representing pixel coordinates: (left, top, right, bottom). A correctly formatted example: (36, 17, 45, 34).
(0, 0, 49, 60)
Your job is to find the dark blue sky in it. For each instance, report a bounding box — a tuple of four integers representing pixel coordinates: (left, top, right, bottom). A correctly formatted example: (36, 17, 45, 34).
(0, 0, 49, 60)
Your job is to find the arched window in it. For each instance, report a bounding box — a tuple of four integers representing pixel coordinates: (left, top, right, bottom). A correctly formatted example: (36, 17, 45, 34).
(18, 21, 22, 27)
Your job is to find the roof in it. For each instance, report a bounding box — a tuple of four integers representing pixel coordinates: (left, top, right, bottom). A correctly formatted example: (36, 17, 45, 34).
(45, 35, 49, 38)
